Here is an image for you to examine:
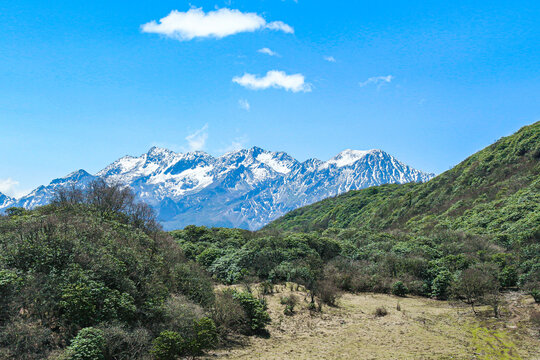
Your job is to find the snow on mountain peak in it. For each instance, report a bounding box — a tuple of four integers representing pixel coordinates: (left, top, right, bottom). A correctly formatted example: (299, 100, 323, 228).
(324, 149, 379, 168)
(1, 146, 435, 229)
(256, 152, 294, 174)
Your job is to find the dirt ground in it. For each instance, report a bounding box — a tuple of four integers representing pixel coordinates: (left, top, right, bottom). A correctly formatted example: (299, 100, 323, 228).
(206, 285, 540, 360)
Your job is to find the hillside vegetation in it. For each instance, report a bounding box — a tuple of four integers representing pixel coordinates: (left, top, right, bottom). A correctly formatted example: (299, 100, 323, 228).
(0, 182, 270, 359)
(175, 122, 539, 309)
(266, 121, 540, 240)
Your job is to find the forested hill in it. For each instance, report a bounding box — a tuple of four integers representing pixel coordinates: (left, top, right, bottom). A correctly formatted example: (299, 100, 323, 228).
(265, 121, 540, 243)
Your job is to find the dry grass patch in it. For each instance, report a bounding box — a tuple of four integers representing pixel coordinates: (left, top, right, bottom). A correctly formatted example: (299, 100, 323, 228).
(206, 287, 540, 359)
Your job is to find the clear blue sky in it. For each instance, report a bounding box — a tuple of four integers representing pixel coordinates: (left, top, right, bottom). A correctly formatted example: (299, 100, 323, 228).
(1, 0, 539, 197)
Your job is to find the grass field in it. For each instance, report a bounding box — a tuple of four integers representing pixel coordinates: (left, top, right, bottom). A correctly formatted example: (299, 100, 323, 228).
(207, 285, 540, 360)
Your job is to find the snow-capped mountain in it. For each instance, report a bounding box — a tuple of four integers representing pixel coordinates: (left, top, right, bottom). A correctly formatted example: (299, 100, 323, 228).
(0, 147, 434, 230)
(0, 192, 14, 209)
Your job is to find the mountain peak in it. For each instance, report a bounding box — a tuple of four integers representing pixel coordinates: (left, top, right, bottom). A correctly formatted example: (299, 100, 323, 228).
(1, 145, 434, 230)
(64, 169, 92, 179)
(327, 149, 380, 167)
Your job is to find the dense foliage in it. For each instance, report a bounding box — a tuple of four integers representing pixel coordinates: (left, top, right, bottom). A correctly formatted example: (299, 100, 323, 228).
(0, 182, 269, 359)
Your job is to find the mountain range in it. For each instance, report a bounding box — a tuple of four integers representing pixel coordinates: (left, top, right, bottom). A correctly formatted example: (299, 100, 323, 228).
(0, 146, 434, 230)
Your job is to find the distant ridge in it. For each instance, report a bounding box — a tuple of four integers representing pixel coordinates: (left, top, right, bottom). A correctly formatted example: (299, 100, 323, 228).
(1, 147, 434, 230)
(265, 121, 540, 240)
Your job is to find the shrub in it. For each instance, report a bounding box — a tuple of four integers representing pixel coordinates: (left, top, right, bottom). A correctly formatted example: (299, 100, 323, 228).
(316, 279, 340, 306)
(259, 281, 274, 295)
(499, 266, 518, 288)
(280, 295, 298, 315)
(192, 317, 218, 352)
(151, 331, 184, 360)
(150, 319, 217, 360)
(374, 307, 388, 317)
(65, 327, 106, 360)
(391, 281, 408, 297)
(172, 263, 215, 308)
(210, 290, 249, 336)
(451, 264, 501, 316)
(160, 295, 204, 338)
(529, 289, 540, 303)
(231, 291, 271, 333)
(431, 270, 453, 300)
(0, 318, 53, 360)
(100, 324, 151, 360)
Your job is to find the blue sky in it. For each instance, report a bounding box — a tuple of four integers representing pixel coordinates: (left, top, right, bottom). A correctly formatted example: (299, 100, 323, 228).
(1, 0, 539, 197)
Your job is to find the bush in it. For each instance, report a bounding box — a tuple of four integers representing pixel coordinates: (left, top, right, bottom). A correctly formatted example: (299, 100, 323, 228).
(65, 327, 105, 360)
(231, 291, 271, 333)
(100, 324, 151, 360)
(316, 279, 340, 306)
(259, 281, 274, 295)
(192, 317, 218, 352)
(431, 270, 453, 300)
(280, 295, 298, 315)
(159, 295, 204, 338)
(0, 318, 53, 360)
(391, 281, 408, 297)
(499, 266, 518, 288)
(451, 264, 501, 316)
(374, 307, 388, 317)
(150, 319, 217, 360)
(211, 290, 250, 336)
(172, 263, 215, 308)
(530, 289, 540, 303)
(151, 331, 184, 360)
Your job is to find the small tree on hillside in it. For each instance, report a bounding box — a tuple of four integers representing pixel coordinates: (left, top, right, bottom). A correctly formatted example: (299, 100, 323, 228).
(452, 264, 501, 317)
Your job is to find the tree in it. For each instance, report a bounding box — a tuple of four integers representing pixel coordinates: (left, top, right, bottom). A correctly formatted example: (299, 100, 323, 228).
(65, 327, 105, 360)
(452, 264, 501, 316)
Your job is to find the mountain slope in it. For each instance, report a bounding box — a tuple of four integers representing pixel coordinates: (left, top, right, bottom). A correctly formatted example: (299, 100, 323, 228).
(0, 192, 13, 208)
(1, 147, 434, 230)
(266, 121, 540, 242)
(9, 170, 96, 210)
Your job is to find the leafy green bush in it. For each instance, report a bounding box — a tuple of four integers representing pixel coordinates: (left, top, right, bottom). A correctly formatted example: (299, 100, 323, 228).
(231, 291, 270, 333)
(530, 289, 540, 303)
(192, 317, 218, 352)
(391, 281, 408, 297)
(431, 270, 453, 300)
(151, 331, 184, 360)
(150, 319, 217, 360)
(499, 265, 518, 288)
(65, 327, 105, 360)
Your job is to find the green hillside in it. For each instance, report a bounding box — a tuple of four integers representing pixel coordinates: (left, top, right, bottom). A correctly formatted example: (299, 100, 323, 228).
(0, 184, 270, 359)
(265, 121, 540, 243)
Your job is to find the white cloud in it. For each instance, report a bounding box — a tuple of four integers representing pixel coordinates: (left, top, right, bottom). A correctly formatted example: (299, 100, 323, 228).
(324, 56, 336, 62)
(233, 70, 312, 92)
(185, 124, 209, 151)
(359, 75, 394, 88)
(265, 21, 294, 34)
(141, 8, 293, 41)
(258, 47, 279, 57)
(0, 178, 30, 199)
(238, 99, 251, 111)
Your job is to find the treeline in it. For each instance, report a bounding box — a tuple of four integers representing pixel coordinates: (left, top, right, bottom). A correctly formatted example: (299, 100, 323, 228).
(172, 224, 540, 315)
(0, 182, 270, 359)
